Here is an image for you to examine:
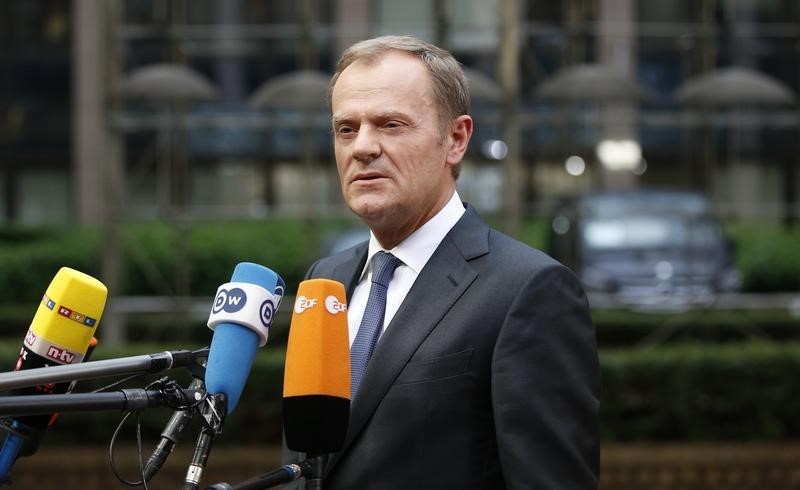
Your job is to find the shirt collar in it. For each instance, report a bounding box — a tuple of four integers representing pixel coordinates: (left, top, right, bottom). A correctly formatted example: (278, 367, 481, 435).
(360, 190, 466, 281)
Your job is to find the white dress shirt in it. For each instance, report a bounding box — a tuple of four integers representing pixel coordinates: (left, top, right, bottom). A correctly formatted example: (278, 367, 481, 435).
(348, 191, 466, 346)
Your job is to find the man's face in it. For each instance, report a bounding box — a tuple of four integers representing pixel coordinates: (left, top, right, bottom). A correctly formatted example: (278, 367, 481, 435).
(331, 51, 470, 247)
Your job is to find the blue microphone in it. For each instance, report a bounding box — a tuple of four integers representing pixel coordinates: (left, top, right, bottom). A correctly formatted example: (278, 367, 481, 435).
(205, 262, 284, 413)
(183, 262, 284, 489)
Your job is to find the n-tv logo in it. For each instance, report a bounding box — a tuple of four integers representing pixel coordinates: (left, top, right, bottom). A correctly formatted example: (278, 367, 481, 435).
(46, 345, 76, 364)
(213, 287, 248, 314)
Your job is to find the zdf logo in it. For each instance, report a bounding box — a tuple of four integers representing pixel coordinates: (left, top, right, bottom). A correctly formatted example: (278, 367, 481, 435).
(294, 295, 317, 314)
(213, 287, 248, 314)
(325, 296, 347, 315)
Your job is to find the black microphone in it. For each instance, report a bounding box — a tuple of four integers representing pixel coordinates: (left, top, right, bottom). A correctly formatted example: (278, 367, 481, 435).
(206, 461, 312, 489)
(143, 376, 205, 481)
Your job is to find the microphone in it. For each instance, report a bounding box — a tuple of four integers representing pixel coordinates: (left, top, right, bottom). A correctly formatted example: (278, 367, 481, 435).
(206, 279, 349, 490)
(283, 278, 350, 456)
(206, 263, 285, 414)
(183, 262, 284, 490)
(206, 461, 312, 490)
(0, 267, 107, 483)
(142, 377, 204, 481)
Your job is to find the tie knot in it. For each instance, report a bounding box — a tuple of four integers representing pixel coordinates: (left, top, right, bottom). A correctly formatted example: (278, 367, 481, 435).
(371, 252, 402, 288)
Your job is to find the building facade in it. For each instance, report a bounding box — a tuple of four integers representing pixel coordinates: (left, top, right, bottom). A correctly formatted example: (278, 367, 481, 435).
(1, 0, 798, 226)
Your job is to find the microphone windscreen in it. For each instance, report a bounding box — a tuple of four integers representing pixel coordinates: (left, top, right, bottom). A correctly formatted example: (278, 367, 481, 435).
(283, 278, 350, 454)
(4, 268, 106, 461)
(205, 263, 282, 413)
(27, 267, 107, 364)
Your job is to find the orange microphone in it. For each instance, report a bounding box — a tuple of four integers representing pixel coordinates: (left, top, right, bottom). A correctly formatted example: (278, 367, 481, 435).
(283, 279, 350, 455)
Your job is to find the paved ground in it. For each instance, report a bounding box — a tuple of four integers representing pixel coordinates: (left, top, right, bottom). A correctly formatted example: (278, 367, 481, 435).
(7, 443, 800, 489)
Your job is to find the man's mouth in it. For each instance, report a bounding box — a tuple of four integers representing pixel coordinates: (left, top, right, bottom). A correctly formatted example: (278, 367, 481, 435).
(353, 172, 385, 182)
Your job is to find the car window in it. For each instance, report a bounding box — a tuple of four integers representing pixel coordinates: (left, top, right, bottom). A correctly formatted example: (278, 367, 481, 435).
(581, 216, 721, 250)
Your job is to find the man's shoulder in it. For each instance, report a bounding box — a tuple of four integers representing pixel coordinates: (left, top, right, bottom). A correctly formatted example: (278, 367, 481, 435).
(307, 241, 367, 278)
(456, 204, 554, 256)
(487, 227, 557, 265)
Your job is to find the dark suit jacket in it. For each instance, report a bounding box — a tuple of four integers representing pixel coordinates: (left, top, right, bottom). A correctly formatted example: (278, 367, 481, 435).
(290, 205, 600, 489)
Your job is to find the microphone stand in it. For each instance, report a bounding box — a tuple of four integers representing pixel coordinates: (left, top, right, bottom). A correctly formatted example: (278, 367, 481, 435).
(0, 350, 208, 486)
(0, 348, 209, 391)
(183, 393, 226, 490)
(305, 454, 325, 490)
(143, 376, 205, 481)
(0, 386, 202, 416)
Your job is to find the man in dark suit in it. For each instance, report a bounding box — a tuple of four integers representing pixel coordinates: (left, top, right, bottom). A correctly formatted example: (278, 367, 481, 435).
(290, 35, 600, 489)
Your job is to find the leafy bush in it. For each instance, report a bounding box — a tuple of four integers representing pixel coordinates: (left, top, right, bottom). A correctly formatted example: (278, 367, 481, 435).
(728, 225, 800, 292)
(601, 341, 800, 441)
(0, 220, 796, 303)
(593, 309, 800, 347)
(0, 219, 343, 305)
(0, 228, 102, 302)
(2, 341, 800, 445)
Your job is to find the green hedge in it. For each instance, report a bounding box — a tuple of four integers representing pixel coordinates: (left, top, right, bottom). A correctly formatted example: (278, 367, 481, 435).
(0, 227, 103, 302)
(118, 220, 317, 297)
(0, 219, 351, 304)
(2, 341, 800, 446)
(727, 225, 800, 292)
(600, 341, 800, 441)
(593, 309, 800, 347)
(0, 220, 796, 303)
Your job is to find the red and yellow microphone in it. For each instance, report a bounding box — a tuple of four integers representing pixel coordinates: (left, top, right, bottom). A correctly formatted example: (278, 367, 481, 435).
(283, 279, 350, 455)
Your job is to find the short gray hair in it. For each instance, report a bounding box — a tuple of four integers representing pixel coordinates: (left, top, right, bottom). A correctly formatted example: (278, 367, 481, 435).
(330, 35, 471, 138)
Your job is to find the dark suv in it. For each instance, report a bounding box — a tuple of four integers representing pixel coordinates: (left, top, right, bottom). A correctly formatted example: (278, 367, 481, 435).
(548, 190, 742, 311)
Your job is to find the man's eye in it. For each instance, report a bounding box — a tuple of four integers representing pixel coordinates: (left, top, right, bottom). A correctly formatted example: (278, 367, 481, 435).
(337, 126, 356, 136)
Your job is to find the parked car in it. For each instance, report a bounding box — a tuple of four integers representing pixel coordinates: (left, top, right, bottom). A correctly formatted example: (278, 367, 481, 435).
(547, 190, 742, 311)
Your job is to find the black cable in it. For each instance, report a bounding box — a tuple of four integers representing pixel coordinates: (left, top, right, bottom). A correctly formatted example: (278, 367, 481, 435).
(108, 410, 146, 487)
(136, 411, 149, 490)
(92, 372, 146, 394)
(106, 377, 205, 488)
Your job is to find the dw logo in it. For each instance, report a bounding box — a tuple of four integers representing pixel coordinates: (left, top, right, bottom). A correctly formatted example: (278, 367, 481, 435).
(213, 287, 248, 314)
(260, 299, 275, 328)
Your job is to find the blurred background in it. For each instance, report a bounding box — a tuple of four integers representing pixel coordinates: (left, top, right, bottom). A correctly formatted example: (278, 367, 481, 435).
(1, 0, 800, 488)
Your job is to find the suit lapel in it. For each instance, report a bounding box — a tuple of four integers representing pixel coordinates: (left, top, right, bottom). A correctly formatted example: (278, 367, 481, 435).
(319, 243, 368, 302)
(328, 206, 490, 468)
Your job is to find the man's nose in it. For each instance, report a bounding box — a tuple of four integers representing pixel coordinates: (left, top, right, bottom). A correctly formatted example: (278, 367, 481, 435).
(352, 126, 381, 163)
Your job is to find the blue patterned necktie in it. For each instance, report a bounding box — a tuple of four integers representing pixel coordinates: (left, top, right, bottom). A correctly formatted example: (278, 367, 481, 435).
(350, 251, 402, 398)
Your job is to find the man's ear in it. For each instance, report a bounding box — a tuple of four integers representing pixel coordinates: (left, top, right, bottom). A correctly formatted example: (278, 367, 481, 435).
(446, 115, 474, 165)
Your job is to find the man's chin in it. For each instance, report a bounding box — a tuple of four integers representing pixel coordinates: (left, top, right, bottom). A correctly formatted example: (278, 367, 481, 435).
(347, 198, 389, 222)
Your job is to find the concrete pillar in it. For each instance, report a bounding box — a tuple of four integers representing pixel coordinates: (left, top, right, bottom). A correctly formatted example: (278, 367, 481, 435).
(598, 0, 638, 190)
(72, 0, 125, 343)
